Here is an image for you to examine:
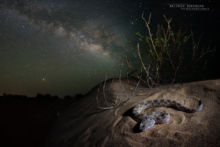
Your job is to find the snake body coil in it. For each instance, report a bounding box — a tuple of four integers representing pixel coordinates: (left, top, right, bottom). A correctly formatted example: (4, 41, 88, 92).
(132, 99, 203, 131)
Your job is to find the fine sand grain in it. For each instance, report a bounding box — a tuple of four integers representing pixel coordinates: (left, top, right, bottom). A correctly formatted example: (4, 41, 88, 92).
(46, 79, 220, 147)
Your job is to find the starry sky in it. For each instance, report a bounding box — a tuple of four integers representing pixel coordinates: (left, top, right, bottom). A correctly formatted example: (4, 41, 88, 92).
(0, 0, 218, 97)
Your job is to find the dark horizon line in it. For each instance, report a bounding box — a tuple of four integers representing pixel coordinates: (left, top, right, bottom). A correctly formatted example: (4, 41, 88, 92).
(0, 92, 84, 100)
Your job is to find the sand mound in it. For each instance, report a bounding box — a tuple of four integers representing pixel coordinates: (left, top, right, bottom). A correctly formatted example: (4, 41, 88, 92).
(46, 79, 220, 147)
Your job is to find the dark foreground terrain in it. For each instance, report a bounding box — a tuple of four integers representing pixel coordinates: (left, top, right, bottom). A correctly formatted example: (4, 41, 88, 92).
(0, 94, 76, 147)
(1, 79, 220, 147)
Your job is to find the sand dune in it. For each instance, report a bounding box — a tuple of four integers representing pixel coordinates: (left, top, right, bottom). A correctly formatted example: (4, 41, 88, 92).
(46, 79, 220, 147)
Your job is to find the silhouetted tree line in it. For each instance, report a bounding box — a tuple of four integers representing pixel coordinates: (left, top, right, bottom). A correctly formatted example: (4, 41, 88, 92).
(0, 93, 84, 104)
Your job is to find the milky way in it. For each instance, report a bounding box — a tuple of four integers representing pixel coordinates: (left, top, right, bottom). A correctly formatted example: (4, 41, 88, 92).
(0, 0, 144, 97)
(0, 0, 217, 97)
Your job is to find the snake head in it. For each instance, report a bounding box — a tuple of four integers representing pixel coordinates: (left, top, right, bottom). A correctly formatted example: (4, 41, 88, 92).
(139, 118, 155, 131)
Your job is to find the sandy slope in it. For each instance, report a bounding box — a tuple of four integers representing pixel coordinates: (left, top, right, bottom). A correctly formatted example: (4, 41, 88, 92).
(46, 79, 220, 147)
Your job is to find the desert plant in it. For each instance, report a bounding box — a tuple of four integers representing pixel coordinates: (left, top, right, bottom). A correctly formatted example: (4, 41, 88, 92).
(130, 12, 214, 87)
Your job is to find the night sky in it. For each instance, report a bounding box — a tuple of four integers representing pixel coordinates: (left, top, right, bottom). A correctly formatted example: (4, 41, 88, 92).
(0, 0, 218, 97)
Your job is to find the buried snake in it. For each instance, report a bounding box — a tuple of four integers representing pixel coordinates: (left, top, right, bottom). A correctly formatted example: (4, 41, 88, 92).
(132, 99, 203, 131)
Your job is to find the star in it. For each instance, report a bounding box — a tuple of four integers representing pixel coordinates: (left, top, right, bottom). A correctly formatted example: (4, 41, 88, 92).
(41, 77, 46, 82)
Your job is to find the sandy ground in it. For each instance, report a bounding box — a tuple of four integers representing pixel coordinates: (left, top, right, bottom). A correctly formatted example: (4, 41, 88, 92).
(46, 78, 220, 147)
